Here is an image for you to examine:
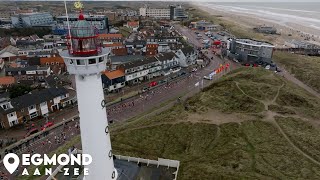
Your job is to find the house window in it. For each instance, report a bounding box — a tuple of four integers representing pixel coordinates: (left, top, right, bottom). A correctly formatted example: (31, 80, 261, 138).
(56, 62, 59, 65)
(76, 60, 85, 65)
(2, 104, 8, 110)
(21, 109, 24, 112)
(8, 112, 15, 117)
(99, 57, 104, 62)
(88, 58, 96, 64)
(51, 62, 55, 65)
(46, 62, 49, 66)
(30, 112, 38, 119)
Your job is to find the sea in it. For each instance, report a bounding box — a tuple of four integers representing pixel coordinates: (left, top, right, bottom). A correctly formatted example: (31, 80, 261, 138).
(202, 2, 320, 35)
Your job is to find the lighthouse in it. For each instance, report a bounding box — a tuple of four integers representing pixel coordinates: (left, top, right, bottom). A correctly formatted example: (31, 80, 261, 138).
(60, 8, 117, 180)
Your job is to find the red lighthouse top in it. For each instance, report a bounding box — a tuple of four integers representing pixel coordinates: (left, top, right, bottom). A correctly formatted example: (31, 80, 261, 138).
(67, 11, 101, 56)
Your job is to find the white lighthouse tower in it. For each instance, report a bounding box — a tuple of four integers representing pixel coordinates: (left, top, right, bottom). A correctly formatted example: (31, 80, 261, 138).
(60, 6, 117, 180)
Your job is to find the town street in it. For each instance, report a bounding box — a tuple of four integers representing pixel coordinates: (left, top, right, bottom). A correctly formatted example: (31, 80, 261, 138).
(0, 25, 237, 179)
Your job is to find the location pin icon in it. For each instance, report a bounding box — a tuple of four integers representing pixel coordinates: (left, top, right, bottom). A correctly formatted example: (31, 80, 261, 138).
(3, 153, 20, 174)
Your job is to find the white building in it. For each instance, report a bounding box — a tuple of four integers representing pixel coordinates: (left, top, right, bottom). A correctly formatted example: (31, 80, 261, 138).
(139, 7, 171, 19)
(11, 12, 54, 28)
(175, 47, 198, 67)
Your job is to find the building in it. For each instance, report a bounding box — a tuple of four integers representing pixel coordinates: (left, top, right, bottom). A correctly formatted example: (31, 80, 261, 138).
(146, 44, 159, 56)
(139, 7, 171, 19)
(111, 47, 128, 56)
(0, 76, 16, 88)
(253, 26, 277, 34)
(96, 11, 117, 21)
(11, 12, 54, 28)
(285, 40, 320, 49)
(98, 34, 123, 43)
(18, 43, 65, 58)
(227, 39, 275, 64)
(121, 56, 161, 85)
(10, 35, 41, 47)
(175, 47, 198, 67)
(56, 14, 109, 32)
(125, 21, 139, 31)
(0, 45, 19, 61)
(172, 5, 188, 20)
(0, 87, 69, 129)
(147, 36, 181, 52)
(60, 11, 118, 179)
(5, 66, 50, 82)
(108, 55, 144, 70)
(190, 21, 221, 31)
(101, 70, 126, 92)
(40, 56, 66, 73)
(155, 52, 179, 76)
(0, 59, 4, 70)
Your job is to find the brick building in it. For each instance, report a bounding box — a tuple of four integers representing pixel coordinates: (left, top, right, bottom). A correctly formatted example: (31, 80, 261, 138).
(0, 87, 70, 129)
(5, 66, 50, 82)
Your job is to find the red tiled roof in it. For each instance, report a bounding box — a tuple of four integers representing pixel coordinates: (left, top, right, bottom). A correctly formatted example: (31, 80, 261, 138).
(104, 70, 125, 80)
(98, 34, 123, 39)
(127, 21, 139, 27)
(112, 47, 127, 56)
(104, 43, 123, 48)
(40, 56, 64, 65)
(0, 76, 15, 85)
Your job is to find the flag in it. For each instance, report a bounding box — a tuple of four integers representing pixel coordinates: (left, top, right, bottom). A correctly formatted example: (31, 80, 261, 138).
(195, 82, 200, 87)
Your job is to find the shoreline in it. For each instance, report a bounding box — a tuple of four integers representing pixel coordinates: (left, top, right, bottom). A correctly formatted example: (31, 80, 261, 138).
(192, 3, 320, 47)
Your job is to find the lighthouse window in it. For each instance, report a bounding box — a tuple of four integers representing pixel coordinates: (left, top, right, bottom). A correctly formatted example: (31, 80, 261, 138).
(76, 60, 85, 65)
(88, 58, 96, 65)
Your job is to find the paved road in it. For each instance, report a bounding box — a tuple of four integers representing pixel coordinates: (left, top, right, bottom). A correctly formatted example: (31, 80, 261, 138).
(0, 24, 238, 179)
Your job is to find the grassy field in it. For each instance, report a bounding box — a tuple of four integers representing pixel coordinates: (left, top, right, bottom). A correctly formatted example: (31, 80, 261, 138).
(111, 67, 320, 179)
(273, 51, 320, 93)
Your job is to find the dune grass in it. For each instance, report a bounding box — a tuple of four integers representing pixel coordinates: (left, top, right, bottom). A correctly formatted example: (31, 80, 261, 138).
(111, 67, 320, 179)
(273, 51, 320, 93)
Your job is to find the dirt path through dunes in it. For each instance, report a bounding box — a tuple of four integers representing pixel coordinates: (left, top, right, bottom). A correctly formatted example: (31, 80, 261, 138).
(279, 68, 320, 99)
(235, 81, 320, 166)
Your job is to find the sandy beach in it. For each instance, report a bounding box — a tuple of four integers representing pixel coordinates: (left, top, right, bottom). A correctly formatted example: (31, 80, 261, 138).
(194, 3, 320, 48)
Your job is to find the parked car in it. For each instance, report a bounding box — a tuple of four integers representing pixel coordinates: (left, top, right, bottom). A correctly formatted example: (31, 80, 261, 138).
(41, 122, 54, 131)
(25, 128, 39, 138)
(265, 65, 271, 70)
(142, 87, 150, 92)
(203, 76, 212, 80)
(158, 79, 167, 84)
(149, 81, 158, 87)
(178, 71, 187, 76)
